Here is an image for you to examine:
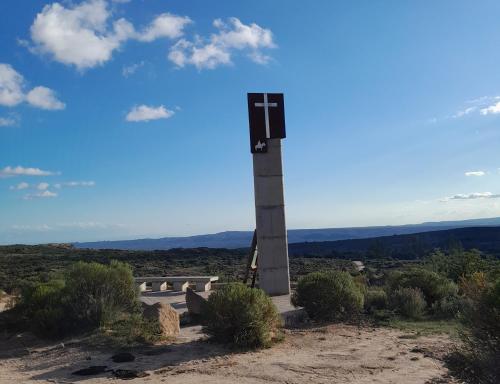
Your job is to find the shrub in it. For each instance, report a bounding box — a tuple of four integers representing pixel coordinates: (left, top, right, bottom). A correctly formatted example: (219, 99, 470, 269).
(14, 261, 140, 338)
(17, 279, 67, 337)
(203, 283, 282, 348)
(64, 260, 139, 328)
(95, 314, 165, 347)
(387, 268, 457, 306)
(364, 289, 388, 313)
(389, 287, 426, 320)
(352, 274, 368, 295)
(430, 294, 463, 319)
(458, 274, 500, 382)
(291, 271, 364, 321)
(426, 249, 486, 282)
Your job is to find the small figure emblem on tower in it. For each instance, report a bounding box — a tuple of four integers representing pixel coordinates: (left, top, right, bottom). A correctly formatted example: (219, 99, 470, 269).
(254, 140, 266, 152)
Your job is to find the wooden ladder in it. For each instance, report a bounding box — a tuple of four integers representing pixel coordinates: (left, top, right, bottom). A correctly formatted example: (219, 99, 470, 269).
(243, 229, 258, 287)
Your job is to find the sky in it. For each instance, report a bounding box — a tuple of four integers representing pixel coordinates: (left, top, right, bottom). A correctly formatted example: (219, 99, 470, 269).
(2, 0, 500, 244)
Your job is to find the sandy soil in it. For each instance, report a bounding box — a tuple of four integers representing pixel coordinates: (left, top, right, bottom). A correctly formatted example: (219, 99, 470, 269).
(0, 324, 459, 384)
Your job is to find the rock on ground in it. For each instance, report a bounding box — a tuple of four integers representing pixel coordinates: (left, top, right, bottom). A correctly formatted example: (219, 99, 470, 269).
(142, 302, 180, 337)
(186, 288, 208, 316)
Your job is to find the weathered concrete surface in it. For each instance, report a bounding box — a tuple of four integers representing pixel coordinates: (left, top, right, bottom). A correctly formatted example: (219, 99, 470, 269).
(152, 282, 167, 292)
(134, 276, 218, 292)
(186, 288, 208, 316)
(195, 281, 211, 292)
(173, 281, 189, 292)
(137, 282, 147, 292)
(253, 138, 290, 296)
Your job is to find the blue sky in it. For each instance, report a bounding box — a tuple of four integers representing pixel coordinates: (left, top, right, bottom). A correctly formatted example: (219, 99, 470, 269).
(2, 0, 500, 244)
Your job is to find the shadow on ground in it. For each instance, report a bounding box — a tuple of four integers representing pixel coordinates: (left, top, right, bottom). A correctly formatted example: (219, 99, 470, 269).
(2, 326, 234, 382)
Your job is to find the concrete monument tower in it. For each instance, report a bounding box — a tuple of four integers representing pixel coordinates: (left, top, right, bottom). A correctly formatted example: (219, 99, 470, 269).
(247, 93, 290, 296)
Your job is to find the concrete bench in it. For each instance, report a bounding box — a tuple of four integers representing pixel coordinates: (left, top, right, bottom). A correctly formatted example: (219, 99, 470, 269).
(135, 276, 219, 293)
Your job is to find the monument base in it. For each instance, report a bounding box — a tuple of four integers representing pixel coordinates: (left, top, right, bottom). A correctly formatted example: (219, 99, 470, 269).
(253, 139, 290, 296)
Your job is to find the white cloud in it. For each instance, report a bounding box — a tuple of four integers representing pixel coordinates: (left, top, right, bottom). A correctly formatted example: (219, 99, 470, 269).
(453, 106, 477, 119)
(9, 182, 29, 190)
(29, 0, 190, 70)
(169, 39, 231, 69)
(0, 64, 25, 106)
(55, 181, 95, 188)
(248, 51, 272, 65)
(0, 117, 16, 127)
(440, 192, 500, 202)
(37, 182, 50, 190)
(453, 95, 500, 117)
(0, 63, 65, 110)
(122, 61, 144, 77)
(11, 224, 53, 231)
(432, 95, 500, 122)
(213, 18, 275, 50)
(26, 86, 65, 110)
(58, 221, 117, 229)
(23, 190, 58, 200)
(480, 101, 500, 115)
(136, 13, 191, 42)
(465, 171, 485, 177)
(30, 0, 130, 70)
(126, 105, 174, 122)
(10, 221, 124, 231)
(168, 17, 276, 70)
(0, 165, 57, 177)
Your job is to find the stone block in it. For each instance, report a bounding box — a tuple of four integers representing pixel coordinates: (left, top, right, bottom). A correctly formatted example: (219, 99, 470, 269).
(173, 281, 189, 292)
(137, 282, 147, 292)
(186, 287, 208, 316)
(253, 138, 290, 296)
(195, 281, 211, 292)
(253, 176, 285, 207)
(256, 206, 287, 238)
(152, 281, 167, 292)
(141, 302, 179, 337)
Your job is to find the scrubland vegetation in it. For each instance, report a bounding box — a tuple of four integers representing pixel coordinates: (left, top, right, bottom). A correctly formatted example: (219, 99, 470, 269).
(0, 245, 355, 293)
(0, 261, 163, 345)
(203, 283, 282, 348)
(289, 247, 499, 383)
(291, 270, 364, 321)
(1, 242, 499, 382)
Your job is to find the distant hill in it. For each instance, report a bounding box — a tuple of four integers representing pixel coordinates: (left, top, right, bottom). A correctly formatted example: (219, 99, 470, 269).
(73, 216, 500, 250)
(289, 226, 500, 259)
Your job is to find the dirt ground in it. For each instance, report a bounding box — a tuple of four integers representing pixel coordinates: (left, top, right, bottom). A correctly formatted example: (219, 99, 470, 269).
(0, 324, 459, 384)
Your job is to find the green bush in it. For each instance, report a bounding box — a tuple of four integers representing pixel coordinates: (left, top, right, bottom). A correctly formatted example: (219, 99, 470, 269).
(14, 261, 140, 338)
(64, 260, 139, 328)
(426, 249, 486, 282)
(16, 279, 67, 337)
(387, 268, 457, 306)
(430, 294, 463, 319)
(352, 274, 368, 295)
(389, 287, 426, 320)
(292, 271, 364, 321)
(364, 289, 388, 312)
(458, 274, 500, 382)
(94, 314, 165, 347)
(203, 283, 282, 348)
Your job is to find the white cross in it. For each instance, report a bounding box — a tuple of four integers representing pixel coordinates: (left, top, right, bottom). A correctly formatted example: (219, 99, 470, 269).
(254, 93, 278, 138)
